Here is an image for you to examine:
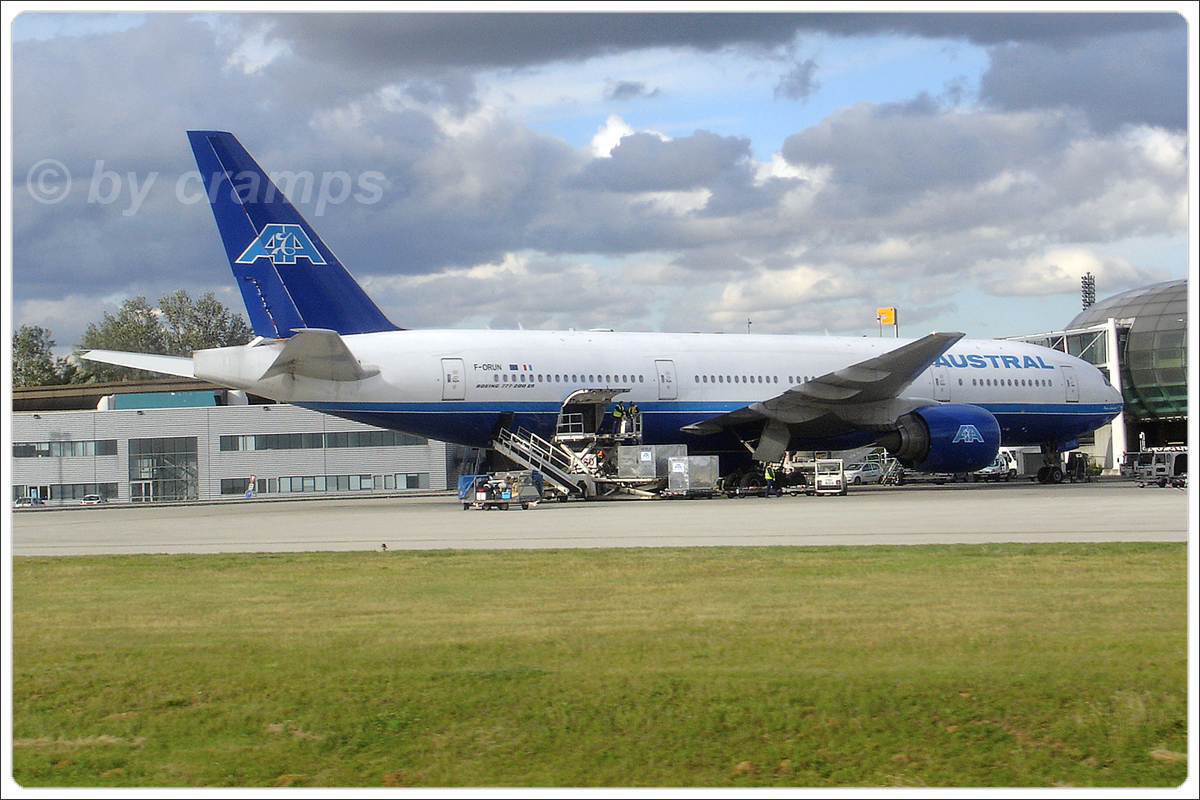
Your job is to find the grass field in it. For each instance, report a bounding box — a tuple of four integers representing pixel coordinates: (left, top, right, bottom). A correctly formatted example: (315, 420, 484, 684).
(10, 542, 1189, 788)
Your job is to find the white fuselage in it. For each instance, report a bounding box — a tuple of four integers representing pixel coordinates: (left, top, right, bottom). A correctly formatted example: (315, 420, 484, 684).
(192, 328, 1123, 453)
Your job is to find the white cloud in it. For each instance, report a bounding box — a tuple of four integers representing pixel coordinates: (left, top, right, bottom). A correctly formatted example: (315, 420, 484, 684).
(588, 113, 668, 158)
(973, 247, 1165, 298)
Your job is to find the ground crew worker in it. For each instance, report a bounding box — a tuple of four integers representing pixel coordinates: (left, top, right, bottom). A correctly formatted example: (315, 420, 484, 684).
(763, 462, 777, 497)
(629, 402, 640, 435)
(611, 401, 624, 435)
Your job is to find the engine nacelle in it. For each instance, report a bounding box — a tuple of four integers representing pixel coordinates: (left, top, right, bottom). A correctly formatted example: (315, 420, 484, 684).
(877, 404, 1000, 474)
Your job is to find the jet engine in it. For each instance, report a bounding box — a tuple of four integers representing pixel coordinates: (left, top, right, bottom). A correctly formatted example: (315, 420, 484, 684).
(877, 403, 1000, 474)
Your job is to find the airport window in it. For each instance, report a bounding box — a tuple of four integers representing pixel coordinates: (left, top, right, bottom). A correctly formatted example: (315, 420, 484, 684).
(266, 472, 429, 495)
(219, 430, 426, 451)
(13, 439, 118, 458)
(45, 483, 119, 501)
(221, 478, 252, 495)
(639, 375, 644, 383)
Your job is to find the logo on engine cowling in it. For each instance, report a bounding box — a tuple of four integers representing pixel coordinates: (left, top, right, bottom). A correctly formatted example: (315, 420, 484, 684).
(952, 424, 985, 444)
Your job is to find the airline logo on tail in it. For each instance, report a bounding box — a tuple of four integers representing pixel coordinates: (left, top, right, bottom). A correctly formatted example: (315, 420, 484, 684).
(236, 224, 327, 267)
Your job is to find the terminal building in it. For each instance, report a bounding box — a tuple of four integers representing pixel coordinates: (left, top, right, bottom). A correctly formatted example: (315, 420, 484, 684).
(1006, 278, 1188, 470)
(11, 280, 1187, 505)
(12, 384, 480, 505)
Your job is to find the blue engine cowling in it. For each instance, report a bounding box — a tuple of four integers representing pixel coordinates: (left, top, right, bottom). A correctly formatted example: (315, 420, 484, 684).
(879, 404, 1001, 474)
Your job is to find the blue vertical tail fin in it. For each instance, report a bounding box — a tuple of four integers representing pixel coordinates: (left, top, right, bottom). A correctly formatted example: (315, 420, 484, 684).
(187, 130, 399, 338)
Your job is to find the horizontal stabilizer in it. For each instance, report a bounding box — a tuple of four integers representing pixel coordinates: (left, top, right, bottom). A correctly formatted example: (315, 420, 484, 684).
(80, 350, 195, 379)
(260, 328, 380, 382)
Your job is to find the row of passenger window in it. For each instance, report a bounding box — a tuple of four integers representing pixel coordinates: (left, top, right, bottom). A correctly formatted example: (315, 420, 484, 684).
(696, 374, 801, 385)
(493, 373, 648, 385)
(488, 372, 810, 387)
(968, 378, 1053, 387)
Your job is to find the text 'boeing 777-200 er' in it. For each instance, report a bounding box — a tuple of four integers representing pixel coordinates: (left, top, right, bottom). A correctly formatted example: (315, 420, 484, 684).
(84, 131, 1123, 492)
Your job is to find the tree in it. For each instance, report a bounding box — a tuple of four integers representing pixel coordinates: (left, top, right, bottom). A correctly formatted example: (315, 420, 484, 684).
(74, 296, 168, 383)
(73, 291, 252, 383)
(12, 325, 67, 387)
(158, 290, 253, 355)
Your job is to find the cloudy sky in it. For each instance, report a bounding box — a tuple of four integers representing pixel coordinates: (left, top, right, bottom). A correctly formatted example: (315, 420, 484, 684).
(5, 7, 1194, 353)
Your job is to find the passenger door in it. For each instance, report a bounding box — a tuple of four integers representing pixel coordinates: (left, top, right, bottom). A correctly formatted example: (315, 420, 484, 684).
(441, 358, 466, 401)
(1060, 365, 1079, 403)
(655, 359, 678, 400)
(931, 365, 951, 401)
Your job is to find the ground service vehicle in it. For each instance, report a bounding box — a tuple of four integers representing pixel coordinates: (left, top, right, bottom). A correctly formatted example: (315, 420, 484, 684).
(1132, 447, 1187, 486)
(843, 461, 884, 485)
(811, 460, 848, 496)
(973, 450, 1019, 482)
(459, 471, 543, 510)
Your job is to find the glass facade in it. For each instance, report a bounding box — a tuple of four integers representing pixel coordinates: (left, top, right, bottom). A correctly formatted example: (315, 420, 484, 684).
(1068, 279, 1187, 421)
(128, 437, 198, 502)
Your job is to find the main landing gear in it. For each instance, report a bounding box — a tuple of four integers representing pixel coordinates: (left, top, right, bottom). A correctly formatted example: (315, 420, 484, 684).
(1035, 442, 1065, 484)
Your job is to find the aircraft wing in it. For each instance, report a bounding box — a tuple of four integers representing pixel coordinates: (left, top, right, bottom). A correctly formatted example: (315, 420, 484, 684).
(80, 350, 196, 379)
(682, 331, 965, 445)
(259, 328, 379, 382)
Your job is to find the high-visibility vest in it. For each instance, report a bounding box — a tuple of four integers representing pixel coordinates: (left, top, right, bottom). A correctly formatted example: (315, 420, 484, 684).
(612, 404, 623, 418)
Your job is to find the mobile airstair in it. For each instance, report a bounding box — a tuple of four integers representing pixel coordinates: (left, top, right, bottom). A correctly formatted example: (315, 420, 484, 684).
(489, 387, 661, 499)
(492, 427, 596, 499)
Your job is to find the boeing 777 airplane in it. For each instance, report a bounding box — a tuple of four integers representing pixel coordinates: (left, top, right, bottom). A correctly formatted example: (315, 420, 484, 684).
(83, 131, 1123, 487)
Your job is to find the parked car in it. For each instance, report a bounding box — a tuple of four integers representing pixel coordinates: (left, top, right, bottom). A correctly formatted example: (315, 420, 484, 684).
(973, 452, 1018, 482)
(843, 461, 884, 485)
(14, 496, 45, 507)
(80, 494, 108, 505)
